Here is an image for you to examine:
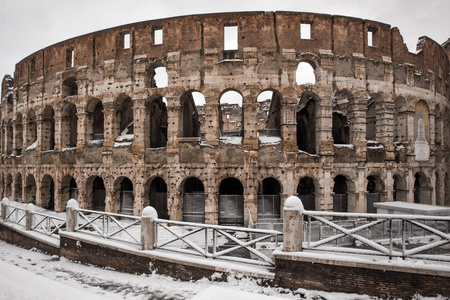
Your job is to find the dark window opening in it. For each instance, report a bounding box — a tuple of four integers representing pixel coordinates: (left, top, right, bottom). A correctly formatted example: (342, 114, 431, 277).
(181, 92, 201, 138)
(258, 178, 281, 220)
(297, 99, 316, 153)
(27, 110, 37, 147)
(42, 107, 55, 151)
(182, 177, 205, 223)
(25, 175, 36, 205)
(62, 77, 78, 98)
(366, 99, 376, 141)
(366, 176, 380, 213)
(119, 178, 134, 215)
(92, 177, 106, 211)
(333, 175, 348, 214)
(297, 177, 315, 211)
(93, 102, 104, 140)
(332, 112, 350, 144)
(41, 175, 55, 210)
(116, 96, 134, 136)
(14, 173, 22, 202)
(149, 177, 168, 220)
(147, 96, 168, 148)
(257, 90, 281, 137)
(6, 119, 13, 155)
(15, 114, 23, 155)
(61, 103, 78, 148)
(219, 178, 244, 226)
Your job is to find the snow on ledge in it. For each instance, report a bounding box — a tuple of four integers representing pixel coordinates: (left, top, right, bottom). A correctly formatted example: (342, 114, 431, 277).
(258, 136, 281, 145)
(334, 144, 354, 149)
(114, 141, 133, 148)
(219, 136, 242, 145)
(25, 140, 37, 151)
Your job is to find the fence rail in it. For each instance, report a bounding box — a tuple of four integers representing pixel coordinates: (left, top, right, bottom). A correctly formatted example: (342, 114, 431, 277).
(302, 210, 450, 261)
(31, 211, 66, 236)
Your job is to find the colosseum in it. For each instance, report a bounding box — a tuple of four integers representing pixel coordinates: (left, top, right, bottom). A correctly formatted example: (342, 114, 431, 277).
(1, 11, 449, 225)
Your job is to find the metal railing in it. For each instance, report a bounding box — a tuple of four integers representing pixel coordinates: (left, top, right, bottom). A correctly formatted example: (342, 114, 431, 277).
(155, 219, 282, 267)
(3, 205, 27, 226)
(74, 208, 142, 245)
(302, 210, 450, 262)
(31, 211, 66, 236)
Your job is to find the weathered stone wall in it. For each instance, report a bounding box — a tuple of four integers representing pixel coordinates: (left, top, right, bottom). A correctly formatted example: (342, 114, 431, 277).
(0, 11, 449, 224)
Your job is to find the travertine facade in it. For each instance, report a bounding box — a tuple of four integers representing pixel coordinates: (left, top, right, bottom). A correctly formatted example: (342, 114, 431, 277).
(1, 11, 449, 225)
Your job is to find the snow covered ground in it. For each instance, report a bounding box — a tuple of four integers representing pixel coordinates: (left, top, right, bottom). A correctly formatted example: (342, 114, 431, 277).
(0, 240, 400, 300)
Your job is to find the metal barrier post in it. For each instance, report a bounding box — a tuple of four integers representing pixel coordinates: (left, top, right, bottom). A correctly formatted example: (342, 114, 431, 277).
(25, 203, 35, 230)
(141, 206, 158, 250)
(1, 198, 9, 220)
(66, 199, 79, 232)
(283, 196, 304, 252)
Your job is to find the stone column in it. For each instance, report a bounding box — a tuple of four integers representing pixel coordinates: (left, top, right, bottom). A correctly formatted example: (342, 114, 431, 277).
(66, 199, 79, 232)
(54, 108, 62, 151)
(25, 203, 35, 231)
(132, 96, 146, 154)
(141, 206, 158, 250)
(102, 98, 115, 149)
(283, 196, 303, 252)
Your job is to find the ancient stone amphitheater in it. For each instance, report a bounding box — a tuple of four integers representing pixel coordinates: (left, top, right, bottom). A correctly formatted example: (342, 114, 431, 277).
(1, 11, 449, 225)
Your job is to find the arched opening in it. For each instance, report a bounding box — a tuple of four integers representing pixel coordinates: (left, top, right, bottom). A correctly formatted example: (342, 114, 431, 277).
(182, 177, 205, 223)
(146, 62, 168, 88)
(393, 174, 407, 202)
(297, 177, 316, 211)
(297, 97, 316, 153)
(219, 90, 243, 140)
(435, 105, 442, 145)
(414, 172, 431, 205)
(367, 175, 383, 213)
(115, 95, 134, 139)
(25, 174, 36, 204)
(435, 172, 442, 206)
(445, 173, 450, 207)
(87, 176, 106, 211)
(257, 177, 281, 221)
(5, 174, 12, 199)
(296, 61, 316, 85)
(116, 177, 134, 215)
(62, 77, 78, 98)
(257, 90, 282, 137)
(61, 103, 78, 148)
(180, 91, 203, 138)
(42, 106, 55, 151)
(14, 173, 22, 202)
(26, 109, 37, 148)
(333, 175, 348, 214)
(86, 98, 104, 141)
(61, 176, 78, 208)
(332, 112, 349, 144)
(41, 175, 55, 210)
(218, 177, 244, 226)
(394, 96, 407, 143)
(6, 95, 13, 114)
(145, 177, 168, 219)
(6, 119, 13, 155)
(146, 95, 168, 148)
(414, 100, 430, 161)
(15, 113, 23, 155)
(366, 98, 376, 141)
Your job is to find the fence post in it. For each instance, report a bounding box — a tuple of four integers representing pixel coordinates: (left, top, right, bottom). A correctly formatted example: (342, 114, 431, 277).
(141, 206, 158, 250)
(66, 199, 79, 232)
(283, 196, 304, 252)
(1, 198, 9, 220)
(26, 203, 35, 230)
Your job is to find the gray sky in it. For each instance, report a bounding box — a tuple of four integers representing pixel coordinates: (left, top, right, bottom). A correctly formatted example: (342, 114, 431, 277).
(0, 0, 449, 81)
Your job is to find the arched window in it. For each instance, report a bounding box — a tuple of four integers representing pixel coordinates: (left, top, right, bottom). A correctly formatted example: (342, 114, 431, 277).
(333, 175, 348, 214)
(15, 113, 23, 155)
(25, 174, 36, 204)
(115, 177, 134, 215)
(41, 175, 55, 210)
(14, 173, 22, 202)
(6, 119, 13, 155)
(257, 178, 281, 220)
(297, 177, 316, 211)
(145, 177, 168, 219)
(62, 77, 78, 98)
(296, 62, 316, 85)
(61, 103, 78, 148)
(26, 110, 37, 148)
(93, 101, 104, 140)
(219, 90, 243, 139)
(257, 90, 281, 137)
(182, 177, 205, 223)
(180, 91, 203, 138)
(332, 112, 349, 144)
(146, 62, 168, 88)
(414, 172, 431, 205)
(42, 106, 55, 151)
(297, 97, 316, 153)
(87, 176, 106, 211)
(146, 95, 168, 148)
(115, 95, 134, 143)
(218, 177, 244, 225)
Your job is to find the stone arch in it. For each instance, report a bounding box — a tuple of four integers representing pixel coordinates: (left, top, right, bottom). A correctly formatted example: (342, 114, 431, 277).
(41, 174, 55, 210)
(113, 176, 134, 215)
(181, 177, 205, 223)
(60, 175, 78, 209)
(297, 92, 319, 153)
(5, 173, 12, 199)
(333, 90, 353, 144)
(15, 113, 23, 155)
(219, 89, 243, 138)
(146, 60, 168, 88)
(6, 118, 13, 155)
(366, 93, 385, 142)
(256, 89, 282, 137)
(393, 174, 407, 202)
(414, 172, 432, 205)
(25, 174, 36, 204)
(145, 95, 168, 148)
(180, 90, 203, 138)
(333, 174, 356, 214)
(26, 109, 37, 148)
(297, 176, 319, 211)
(85, 98, 104, 141)
(13, 173, 22, 202)
(366, 175, 384, 213)
(144, 176, 168, 219)
(86, 175, 106, 211)
(257, 177, 281, 220)
(61, 102, 78, 148)
(435, 104, 442, 145)
(115, 94, 134, 137)
(62, 77, 78, 98)
(394, 96, 407, 143)
(42, 106, 55, 151)
(218, 177, 244, 225)
(296, 58, 317, 85)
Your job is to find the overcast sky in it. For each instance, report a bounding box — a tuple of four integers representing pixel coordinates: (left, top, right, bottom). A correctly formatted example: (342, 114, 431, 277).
(0, 0, 448, 81)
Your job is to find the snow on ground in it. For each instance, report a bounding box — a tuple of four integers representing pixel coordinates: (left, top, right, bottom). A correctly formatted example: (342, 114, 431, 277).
(0, 240, 394, 300)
